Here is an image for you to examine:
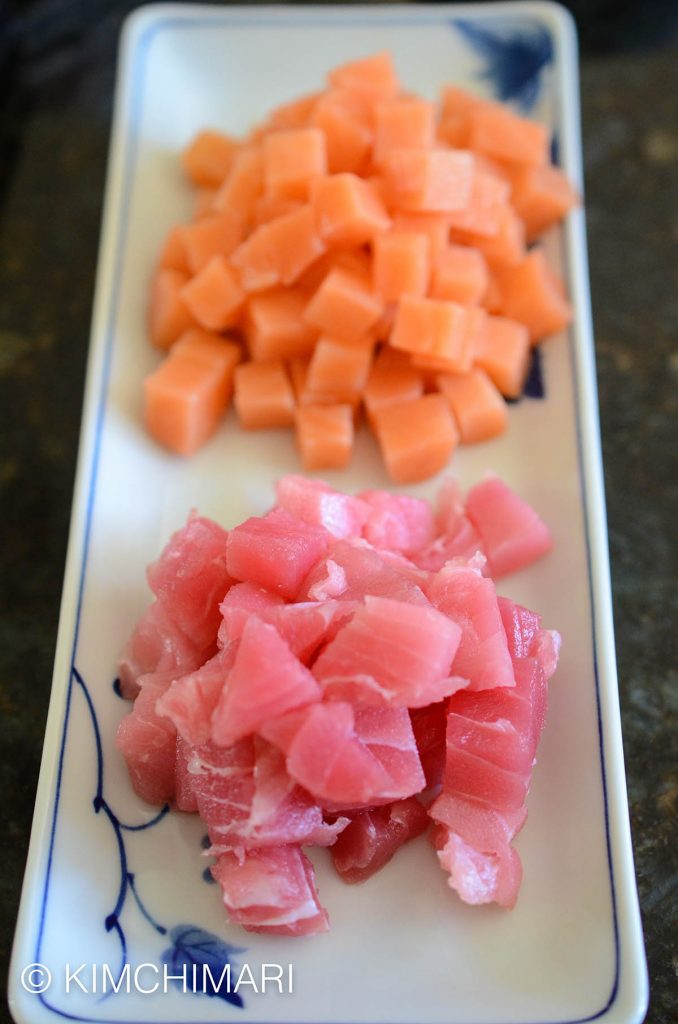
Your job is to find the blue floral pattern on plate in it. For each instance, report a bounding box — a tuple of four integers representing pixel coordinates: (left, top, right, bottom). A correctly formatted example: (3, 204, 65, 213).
(452, 18, 553, 112)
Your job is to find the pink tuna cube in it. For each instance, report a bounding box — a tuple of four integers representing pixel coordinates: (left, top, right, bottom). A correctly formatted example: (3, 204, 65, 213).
(313, 594, 462, 707)
(433, 826, 523, 909)
(465, 476, 553, 578)
(331, 797, 429, 883)
(115, 670, 178, 805)
(211, 846, 330, 935)
(146, 514, 234, 649)
(426, 564, 514, 690)
(358, 489, 435, 556)
(226, 506, 329, 599)
(156, 646, 235, 746)
(275, 474, 370, 539)
(117, 600, 208, 700)
(211, 616, 321, 747)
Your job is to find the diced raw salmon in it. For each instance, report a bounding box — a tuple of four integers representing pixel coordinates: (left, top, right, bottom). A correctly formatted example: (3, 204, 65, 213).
(294, 403, 354, 470)
(373, 394, 459, 484)
(233, 360, 295, 429)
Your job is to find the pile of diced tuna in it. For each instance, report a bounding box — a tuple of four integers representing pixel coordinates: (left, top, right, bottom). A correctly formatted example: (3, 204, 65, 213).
(116, 474, 560, 936)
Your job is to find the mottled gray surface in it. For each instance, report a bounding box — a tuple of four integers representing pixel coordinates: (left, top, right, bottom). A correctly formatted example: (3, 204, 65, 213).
(0, 4, 676, 1023)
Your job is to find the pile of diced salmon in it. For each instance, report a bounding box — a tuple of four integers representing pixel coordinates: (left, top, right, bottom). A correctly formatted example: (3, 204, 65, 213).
(116, 474, 560, 934)
(145, 52, 577, 482)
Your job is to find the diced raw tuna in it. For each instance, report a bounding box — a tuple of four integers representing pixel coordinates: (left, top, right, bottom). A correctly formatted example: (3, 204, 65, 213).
(175, 736, 198, 812)
(426, 564, 514, 690)
(531, 629, 561, 680)
(115, 671, 178, 805)
(258, 707, 308, 754)
(429, 792, 527, 854)
(266, 600, 358, 663)
(226, 506, 329, 598)
(211, 617, 322, 746)
(275, 475, 370, 539)
(146, 514, 233, 649)
(196, 739, 347, 852)
(497, 596, 542, 661)
(313, 594, 463, 707)
(445, 711, 533, 772)
(217, 581, 286, 648)
(358, 489, 435, 556)
(306, 559, 348, 600)
(285, 702, 391, 807)
(412, 517, 485, 572)
(410, 700, 448, 788)
(117, 600, 208, 700)
(299, 538, 429, 605)
(353, 705, 426, 800)
(211, 846, 330, 935)
(433, 826, 523, 909)
(156, 646, 234, 746)
(443, 744, 529, 811)
(465, 476, 553, 578)
(331, 797, 429, 883)
(186, 738, 256, 837)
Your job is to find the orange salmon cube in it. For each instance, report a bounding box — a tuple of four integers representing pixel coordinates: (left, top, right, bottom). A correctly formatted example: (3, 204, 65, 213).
(246, 288, 318, 361)
(231, 205, 326, 292)
(374, 394, 459, 484)
(252, 195, 303, 227)
(406, 306, 485, 374)
(468, 101, 548, 166)
(180, 256, 244, 331)
(383, 148, 474, 212)
(446, 169, 511, 237)
(436, 367, 508, 443)
(213, 147, 265, 228)
(474, 315, 531, 398)
(179, 212, 245, 274)
(453, 204, 526, 270)
(392, 211, 451, 260)
(430, 244, 489, 305)
(158, 225, 189, 274)
(263, 129, 327, 200)
(509, 163, 579, 240)
(390, 295, 468, 363)
(144, 353, 232, 455)
(306, 335, 373, 403)
(311, 92, 373, 173)
(304, 266, 383, 341)
(437, 87, 483, 148)
(269, 92, 322, 130)
(373, 231, 430, 301)
(233, 361, 295, 429)
(149, 268, 196, 350)
(311, 174, 391, 248)
(497, 249, 572, 342)
(363, 358, 424, 427)
(373, 98, 436, 164)
(173, 328, 241, 383)
(295, 403, 354, 470)
(182, 130, 241, 187)
(328, 52, 399, 102)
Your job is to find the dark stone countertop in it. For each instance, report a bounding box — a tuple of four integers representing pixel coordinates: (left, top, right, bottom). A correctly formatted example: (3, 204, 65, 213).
(0, 3, 676, 1022)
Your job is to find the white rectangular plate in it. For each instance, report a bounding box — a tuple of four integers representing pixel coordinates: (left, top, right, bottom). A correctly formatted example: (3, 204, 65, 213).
(10, 4, 648, 1024)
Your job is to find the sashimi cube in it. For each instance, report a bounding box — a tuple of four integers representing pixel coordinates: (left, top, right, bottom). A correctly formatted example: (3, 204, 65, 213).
(117, 600, 207, 701)
(266, 600, 358, 664)
(430, 244, 489, 305)
(429, 792, 527, 853)
(180, 256, 244, 331)
(217, 580, 286, 649)
(353, 705, 426, 800)
(295, 404, 354, 471)
(497, 249, 572, 342)
(373, 394, 459, 485)
(156, 646, 235, 747)
(410, 701, 448, 788)
(445, 711, 533, 773)
(143, 351, 231, 456)
(275, 475, 370, 539)
(148, 268, 196, 350)
(212, 846, 329, 935)
(226, 505, 329, 598)
(473, 314, 531, 399)
(303, 266, 383, 341)
(390, 295, 469, 367)
(157, 225, 189, 273)
(246, 288, 317, 362)
(373, 231, 430, 301)
(286, 702, 391, 807)
(182, 130, 240, 187)
(115, 671, 178, 805)
(363, 355, 424, 427)
(383, 148, 474, 212)
(231, 205, 326, 292)
(373, 98, 436, 164)
(268, 92, 322, 130)
(313, 594, 462, 707)
(212, 147, 264, 228)
(179, 212, 244, 274)
(465, 476, 553, 578)
(358, 489, 435, 556)
(233, 360, 295, 429)
(509, 163, 579, 241)
(443, 744, 529, 811)
(211, 617, 322, 746)
(497, 597, 542, 662)
(436, 367, 508, 444)
(263, 128, 327, 200)
(434, 827, 522, 909)
(392, 210, 451, 260)
(311, 92, 373, 174)
(187, 738, 256, 839)
(426, 564, 514, 690)
(147, 514, 232, 650)
(306, 335, 373, 404)
(331, 797, 429, 883)
(328, 52, 399, 101)
(299, 538, 429, 606)
(468, 100, 548, 166)
(311, 173, 390, 247)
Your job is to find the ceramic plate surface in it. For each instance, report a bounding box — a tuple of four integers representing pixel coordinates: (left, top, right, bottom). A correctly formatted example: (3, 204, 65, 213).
(10, 4, 648, 1024)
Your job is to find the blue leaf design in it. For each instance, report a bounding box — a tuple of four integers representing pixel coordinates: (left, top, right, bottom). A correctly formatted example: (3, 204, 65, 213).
(453, 19, 553, 111)
(161, 924, 246, 1007)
